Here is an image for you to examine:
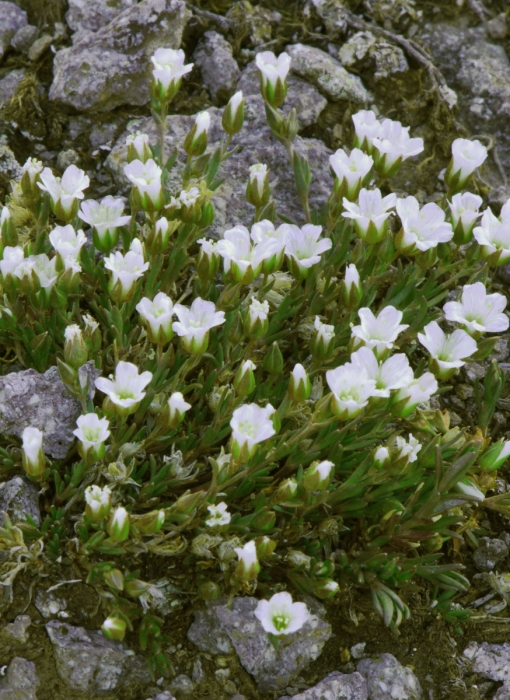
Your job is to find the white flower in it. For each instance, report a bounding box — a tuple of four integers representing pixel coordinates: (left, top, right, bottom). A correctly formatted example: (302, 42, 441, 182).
(251, 220, 288, 274)
(63, 324, 88, 369)
(21, 157, 43, 184)
(396, 196, 453, 253)
(107, 505, 130, 542)
(283, 224, 332, 279)
(73, 413, 110, 448)
(124, 159, 163, 211)
(173, 297, 225, 354)
(205, 502, 231, 527)
(95, 361, 152, 416)
(443, 282, 509, 334)
(392, 372, 438, 418)
(0, 246, 24, 277)
(104, 248, 149, 302)
(454, 478, 485, 502)
(248, 164, 268, 200)
(233, 539, 260, 581)
(418, 321, 477, 378)
(84, 484, 111, 521)
(38, 164, 90, 220)
(449, 192, 483, 236)
(352, 109, 382, 151)
(288, 362, 311, 402)
(151, 47, 193, 97)
(254, 592, 310, 635)
(230, 403, 276, 460)
(166, 392, 192, 428)
(329, 148, 373, 199)
(312, 315, 335, 359)
(79, 196, 131, 251)
(446, 138, 488, 188)
(372, 118, 424, 175)
(248, 298, 269, 323)
(351, 306, 409, 358)
(195, 111, 210, 137)
(473, 206, 510, 265)
(395, 434, 422, 463)
(342, 188, 397, 244)
(29, 254, 58, 289)
(49, 224, 86, 260)
(136, 292, 174, 344)
(126, 132, 151, 162)
(21, 427, 45, 478)
(303, 459, 334, 490)
(255, 50, 291, 91)
(350, 346, 413, 398)
(326, 363, 377, 420)
(217, 225, 278, 283)
(314, 316, 334, 342)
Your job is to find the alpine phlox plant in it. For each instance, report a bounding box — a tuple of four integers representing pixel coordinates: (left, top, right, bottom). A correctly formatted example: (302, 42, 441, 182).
(1, 46, 510, 676)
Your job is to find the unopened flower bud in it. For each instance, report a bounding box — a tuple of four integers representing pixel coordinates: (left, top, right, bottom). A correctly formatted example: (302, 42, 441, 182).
(246, 164, 270, 208)
(303, 460, 334, 491)
(126, 132, 152, 163)
(222, 90, 245, 135)
(244, 298, 269, 340)
(479, 439, 510, 472)
(184, 111, 210, 157)
(198, 580, 221, 601)
(82, 314, 101, 353)
(20, 157, 43, 202)
(311, 316, 335, 361)
(311, 579, 340, 599)
(1, 207, 17, 247)
(124, 578, 151, 598)
(255, 535, 277, 560)
(196, 238, 220, 280)
(84, 485, 111, 521)
(445, 138, 488, 194)
(339, 264, 363, 310)
(234, 540, 260, 582)
(251, 509, 276, 531)
(161, 392, 192, 429)
(130, 509, 165, 535)
(101, 616, 126, 641)
(173, 490, 204, 514)
(228, 310, 244, 345)
(272, 478, 298, 505)
(288, 363, 311, 402)
(64, 324, 88, 368)
(104, 568, 124, 593)
(262, 341, 284, 376)
(146, 216, 175, 255)
(286, 550, 312, 569)
(374, 446, 390, 468)
(107, 506, 130, 542)
(21, 427, 45, 479)
(234, 360, 256, 397)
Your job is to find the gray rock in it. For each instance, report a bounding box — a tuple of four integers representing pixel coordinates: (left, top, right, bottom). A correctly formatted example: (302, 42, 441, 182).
(2, 615, 31, 644)
(106, 94, 333, 236)
(0, 657, 38, 700)
(307, 0, 348, 39)
(191, 657, 205, 684)
(279, 671, 367, 700)
(495, 685, 510, 700)
(49, 0, 191, 112)
(486, 13, 508, 41)
(357, 654, 422, 700)
(56, 149, 81, 171)
(0, 145, 22, 184)
(27, 33, 53, 62)
(285, 43, 372, 104)
(338, 31, 409, 80)
(10, 24, 37, 53)
(193, 31, 240, 105)
(169, 674, 194, 694)
(187, 596, 331, 692)
(35, 589, 68, 618)
(0, 476, 40, 526)
(0, 2, 27, 59)
(464, 642, 510, 683)
(0, 69, 24, 108)
(237, 61, 328, 129)
(153, 693, 176, 700)
(473, 537, 509, 571)
(66, 0, 137, 37)
(45, 620, 150, 693)
(0, 362, 100, 459)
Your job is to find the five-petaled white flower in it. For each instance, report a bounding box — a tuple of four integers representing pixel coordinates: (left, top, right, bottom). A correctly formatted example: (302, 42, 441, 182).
(166, 392, 192, 428)
(352, 109, 382, 152)
(84, 484, 111, 521)
(326, 363, 377, 420)
(0, 246, 24, 277)
(443, 282, 509, 335)
(79, 196, 131, 252)
(254, 592, 311, 635)
(392, 372, 438, 418)
(95, 361, 153, 416)
(351, 306, 409, 358)
(217, 225, 279, 284)
(205, 502, 231, 528)
(136, 292, 174, 344)
(350, 346, 413, 398)
(446, 138, 487, 190)
(173, 297, 225, 354)
(395, 434, 422, 463)
(342, 188, 397, 244)
(233, 539, 260, 581)
(329, 148, 373, 200)
(73, 413, 110, 448)
(38, 164, 90, 220)
(372, 118, 424, 176)
(283, 224, 332, 280)
(25, 254, 58, 289)
(473, 203, 510, 266)
(449, 192, 483, 244)
(151, 47, 193, 99)
(396, 196, 453, 254)
(255, 51, 291, 105)
(49, 224, 87, 261)
(230, 403, 276, 461)
(251, 220, 287, 274)
(104, 248, 149, 302)
(124, 159, 163, 211)
(418, 321, 477, 379)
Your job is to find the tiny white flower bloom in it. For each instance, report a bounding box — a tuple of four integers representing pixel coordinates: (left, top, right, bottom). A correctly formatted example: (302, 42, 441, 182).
(79, 196, 131, 252)
(329, 148, 373, 200)
(49, 224, 86, 260)
(251, 220, 288, 274)
(352, 109, 382, 151)
(126, 132, 151, 162)
(248, 298, 269, 323)
(0, 246, 24, 277)
(84, 484, 111, 521)
(73, 413, 110, 448)
(340, 262, 363, 309)
(351, 346, 413, 398)
(449, 192, 483, 243)
(443, 282, 509, 335)
(21, 157, 43, 184)
(95, 361, 153, 416)
(454, 477, 485, 502)
(195, 111, 210, 137)
(392, 372, 438, 418)
(244, 298, 269, 340)
(254, 592, 310, 635)
(312, 315, 335, 359)
(230, 403, 276, 460)
(314, 316, 335, 342)
(136, 292, 174, 344)
(395, 434, 422, 463)
(256, 51, 291, 105)
(303, 459, 334, 490)
(396, 196, 453, 253)
(233, 539, 260, 581)
(418, 321, 477, 378)
(326, 363, 377, 420)
(173, 297, 225, 354)
(21, 426, 45, 478)
(38, 164, 90, 221)
(151, 47, 193, 99)
(124, 159, 163, 211)
(29, 254, 58, 289)
(104, 248, 149, 302)
(446, 138, 488, 189)
(374, 446, 390, 466)
(217, 225, 279, 283)
(166, 391, 192, 428)
(473, 206, 510, 266)
(372, 118, 424, 176)
(352, 306, 409, 358)
(205, 502, 231, 527)
(107, 505, 130, 542)
(342, 188, 397, 244)
(283, 223, 332, 280)
(249, 164, 268, 200)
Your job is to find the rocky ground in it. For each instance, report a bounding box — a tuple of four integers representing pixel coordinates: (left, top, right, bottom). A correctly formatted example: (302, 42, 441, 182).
(2, 0, 510, 699)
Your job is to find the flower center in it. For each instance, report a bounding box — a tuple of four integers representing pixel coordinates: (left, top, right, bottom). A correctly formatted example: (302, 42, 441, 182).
(272, 613, 290, 632)
(238, 420, 257, 438)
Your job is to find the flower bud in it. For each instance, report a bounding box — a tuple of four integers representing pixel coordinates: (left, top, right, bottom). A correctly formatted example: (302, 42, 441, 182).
(222, 90, 245, 135)
(64, 324, 88, 368)
(244, 298, 269, 340)
(198, 580, 221, 601)
(286, 550, 311, 569)
(234, 540, 260, 582)
(311, 579, 340, 599)
(160, 392, 192, 429)
(246, 164, 270, 208)
(102, 616, 126, 641)
(84, 485, 111, 522)
(445, 138, 488, 194)
(373, 446, 390, 468)
(83, 314, 101, 354)
(20, 157, 43, 203)
(255, 535, 277, 560)
(107, 506, 130, 543)
(251, 510, 276, 531)
(130, 509, 165, 535)
(339, 264, 363, 310)
(124, 578, 151, 598)
(196, 238, 220, 280)
(303, 460, 335, 491)
(173, 490, 204, 514)
(146, 216, 176, 256)
(21, 427, 45, 479)
(288, 363, 311, 403)
(311, 316, 335, 361)
(228, 310, 244, 345)
(184, 111, 211, 157)
(104, 568, 124, 593)
(479, 439, 510, 472)
(262, 341, 284, 376)
(126, 132, 152, 163)
(272, 478, 298, 505)
(1, 207, 17, 247)
(233, 359, 256, 397)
